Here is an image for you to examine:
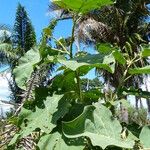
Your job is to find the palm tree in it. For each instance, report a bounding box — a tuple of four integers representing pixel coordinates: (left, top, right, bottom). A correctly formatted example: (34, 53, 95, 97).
(0, 25, 23, 105)
(0, 24, 15, 65)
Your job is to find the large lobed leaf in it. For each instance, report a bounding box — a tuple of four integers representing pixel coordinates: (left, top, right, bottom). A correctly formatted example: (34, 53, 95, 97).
(52, 0, 113, 13)
(13, 47, 40, 90)
(18, 94, 64, 137)
(38, 132, 84, 150)
(139, 126, 150, 149)
(96, 43, 126, 65)
(63, 103, 136, 149)
(49, 53, 116, 74)
(50, 70, 78, 93)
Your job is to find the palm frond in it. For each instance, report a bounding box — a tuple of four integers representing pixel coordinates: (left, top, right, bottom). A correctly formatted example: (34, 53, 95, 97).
(76, 17, 117, 45)
(0, 24, 11, 31)
(48, 2, 71, 20)
(0, 43, 16, 64)
(49, 2, 62, 11)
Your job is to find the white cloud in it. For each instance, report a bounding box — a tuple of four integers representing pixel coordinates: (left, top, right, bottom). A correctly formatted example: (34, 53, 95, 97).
(0, 72, 11, 99)
(0, 72, 12, 116)
(0, 101, 13, 117)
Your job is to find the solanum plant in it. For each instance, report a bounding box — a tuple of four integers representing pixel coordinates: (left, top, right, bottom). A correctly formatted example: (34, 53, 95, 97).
(1, 0, 150, 150)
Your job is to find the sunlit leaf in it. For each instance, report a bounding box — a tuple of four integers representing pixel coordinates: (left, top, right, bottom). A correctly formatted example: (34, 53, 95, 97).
(52, 0, 113, 13)
(113, 50, 126, 65)
(141, 47, 150, 57)
(54, 53, 116, 74)
(139, 126, 150, 148)
(38, 132, 85, 150)
(128, 66, 150, 75)
(19, 94, 63, 137)
(96, 43, 112, 54)
(13, 47, 40, 90)
(9, 134, 20, 146)
(63, 103, 136, 149)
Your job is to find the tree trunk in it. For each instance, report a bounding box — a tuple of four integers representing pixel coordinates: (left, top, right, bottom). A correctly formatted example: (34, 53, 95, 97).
(145, 77, 150, 120)
(146, 99, 150, 120)
(135, 96, 139, 110)
(139, 98, 143, 109)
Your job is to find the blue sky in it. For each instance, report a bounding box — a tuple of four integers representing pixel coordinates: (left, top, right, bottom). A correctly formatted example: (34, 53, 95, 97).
(0, 0, 72, 41)
(0, 0, 49, 40)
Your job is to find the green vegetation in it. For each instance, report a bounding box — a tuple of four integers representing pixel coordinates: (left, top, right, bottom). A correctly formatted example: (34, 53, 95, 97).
(1, 0, 150, 150)
(0, 24, 13, 64)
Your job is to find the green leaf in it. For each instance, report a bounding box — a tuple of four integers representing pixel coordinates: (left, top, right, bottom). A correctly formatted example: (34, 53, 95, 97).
(37, 132, 84, 150)
(52, 96, 72, 124)
(9, 134, 20, 146)
(141, 48, 150, 57)
(119, 87, 150, 99)
(133, 33, 146, 43)
(43, 27, 52, 36)
(63, 103, 136, 149)
(96, 43, 112, 54)
(19, 94, 63, 137)
(51, 70, 78, 93)
(139, 126, 150, 148)
(129, 66, 150, 75)
(59, 58, 88, 71)
(82, 89, 104, 104)
(13, 47, 40, 90)
(113, 50, 126, 65)
(52, 0, 113, 13)
(57, 53, 115, 74)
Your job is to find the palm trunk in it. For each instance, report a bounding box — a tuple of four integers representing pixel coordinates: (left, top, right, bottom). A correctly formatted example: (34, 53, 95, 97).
(146, 99, 150, 120)
(139, 98, 143, 109)
(135, 96, 139, 110)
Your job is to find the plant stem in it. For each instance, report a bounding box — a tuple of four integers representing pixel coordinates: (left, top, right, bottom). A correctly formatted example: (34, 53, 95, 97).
(70, 15, 77, 59)
(75, 70, 83, 102)
(118, 56, 138, 91)
(50, 36, 68, 52)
